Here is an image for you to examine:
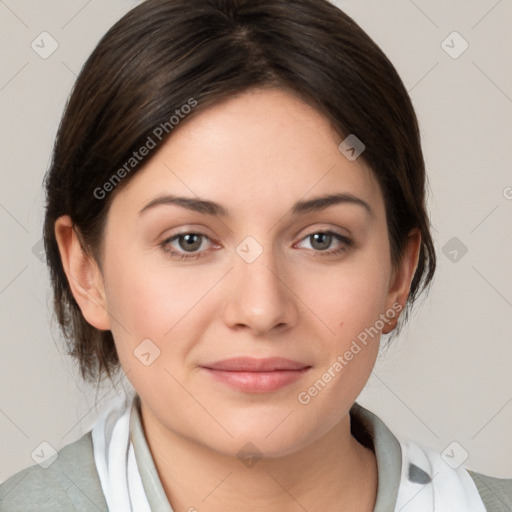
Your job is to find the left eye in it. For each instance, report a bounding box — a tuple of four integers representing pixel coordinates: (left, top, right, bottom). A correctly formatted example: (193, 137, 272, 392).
(295, 231, 352, 255)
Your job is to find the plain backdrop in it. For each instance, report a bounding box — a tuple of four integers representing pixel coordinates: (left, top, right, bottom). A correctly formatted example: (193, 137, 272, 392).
(1, 0, 511, 482)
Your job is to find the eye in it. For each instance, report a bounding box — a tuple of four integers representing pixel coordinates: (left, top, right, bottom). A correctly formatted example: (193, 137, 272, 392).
(295, 230, 353, 257)
(160, 232, 215, 260)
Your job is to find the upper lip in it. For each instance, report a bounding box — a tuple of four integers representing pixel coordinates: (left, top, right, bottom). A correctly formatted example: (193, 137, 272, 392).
(200, 357, 310, 372)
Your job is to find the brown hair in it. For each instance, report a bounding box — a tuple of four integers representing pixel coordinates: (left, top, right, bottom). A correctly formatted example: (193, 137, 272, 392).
(43, 0, 436, 385)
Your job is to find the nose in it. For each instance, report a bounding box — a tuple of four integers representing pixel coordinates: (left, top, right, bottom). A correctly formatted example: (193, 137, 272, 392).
(221, 243, 300, 336)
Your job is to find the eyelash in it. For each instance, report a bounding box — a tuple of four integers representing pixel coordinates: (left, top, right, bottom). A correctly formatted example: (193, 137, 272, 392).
(160, 230, 353, 261)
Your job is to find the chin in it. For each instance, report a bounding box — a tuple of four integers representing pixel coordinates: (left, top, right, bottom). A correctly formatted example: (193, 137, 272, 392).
(202, 414, 327, 460)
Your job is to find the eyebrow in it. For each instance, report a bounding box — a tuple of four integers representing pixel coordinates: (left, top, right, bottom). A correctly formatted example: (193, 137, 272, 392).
(138, 192, 373, 218)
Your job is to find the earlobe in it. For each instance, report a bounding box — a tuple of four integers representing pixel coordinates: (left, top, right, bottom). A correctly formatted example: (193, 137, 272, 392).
(54, 215, 111, 331)
(382, 228, 422, 334)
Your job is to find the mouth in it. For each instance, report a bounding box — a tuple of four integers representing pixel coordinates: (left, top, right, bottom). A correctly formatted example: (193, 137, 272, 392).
(199, 357, 311, 393)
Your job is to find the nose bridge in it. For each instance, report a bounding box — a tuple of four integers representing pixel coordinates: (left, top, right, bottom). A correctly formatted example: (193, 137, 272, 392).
(223, 234, 298, 333)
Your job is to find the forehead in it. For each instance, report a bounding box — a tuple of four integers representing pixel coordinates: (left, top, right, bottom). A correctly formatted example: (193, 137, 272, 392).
(110, 87, 383, 221)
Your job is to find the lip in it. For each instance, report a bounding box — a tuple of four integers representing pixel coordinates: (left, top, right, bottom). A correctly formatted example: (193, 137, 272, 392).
(200, 357, 311, 393)
(201, 357, 309, 372)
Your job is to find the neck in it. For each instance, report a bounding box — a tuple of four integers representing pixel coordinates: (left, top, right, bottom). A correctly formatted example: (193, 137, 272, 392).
(139, 401, 378, 512)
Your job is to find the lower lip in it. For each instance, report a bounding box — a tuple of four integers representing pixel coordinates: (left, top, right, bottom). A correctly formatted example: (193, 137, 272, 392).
(201, 367, 310, 393)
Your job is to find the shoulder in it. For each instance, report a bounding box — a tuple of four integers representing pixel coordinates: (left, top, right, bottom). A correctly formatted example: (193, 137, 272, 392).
(467, 469, 512, 512)
(0, 431, 108, 512)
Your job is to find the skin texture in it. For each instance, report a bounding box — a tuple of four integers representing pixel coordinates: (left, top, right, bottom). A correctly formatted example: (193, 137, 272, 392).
(55, 87, 421, 511)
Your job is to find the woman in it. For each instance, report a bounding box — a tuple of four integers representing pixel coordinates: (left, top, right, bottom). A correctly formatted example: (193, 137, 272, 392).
(1, 0, 510, 510)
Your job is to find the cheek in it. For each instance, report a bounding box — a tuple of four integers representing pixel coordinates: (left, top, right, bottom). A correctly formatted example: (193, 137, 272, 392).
(295, 265, 389, 415)
(300, 252, 391, 342)
(104, 246, 207, 328)
(303, 272, 385, 387)
(102, 253, 225, 372)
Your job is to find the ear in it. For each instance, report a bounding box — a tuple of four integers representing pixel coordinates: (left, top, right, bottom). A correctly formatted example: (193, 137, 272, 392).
(54, 215, 111, 331)
(382, 228, 422, 334)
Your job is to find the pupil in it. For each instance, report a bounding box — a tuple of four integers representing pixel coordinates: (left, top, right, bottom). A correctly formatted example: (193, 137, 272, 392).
(181, 234, 201, 251)
(312, 233, 330, 250)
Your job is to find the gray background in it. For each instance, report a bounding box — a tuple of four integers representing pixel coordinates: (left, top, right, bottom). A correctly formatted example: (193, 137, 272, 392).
(1, 0, 511, 481)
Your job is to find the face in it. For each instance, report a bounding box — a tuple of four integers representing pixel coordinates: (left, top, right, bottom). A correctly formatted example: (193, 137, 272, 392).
(80, 88, 412, 457)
